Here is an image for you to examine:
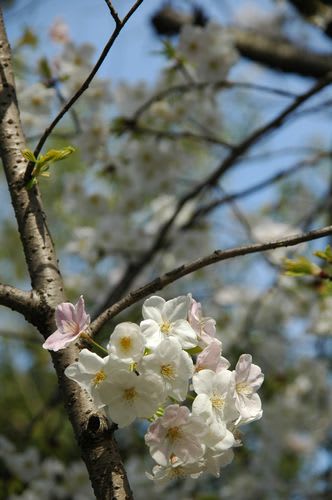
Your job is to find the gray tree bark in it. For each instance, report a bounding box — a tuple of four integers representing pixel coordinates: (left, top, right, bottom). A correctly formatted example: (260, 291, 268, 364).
(0, 8, 132, 500)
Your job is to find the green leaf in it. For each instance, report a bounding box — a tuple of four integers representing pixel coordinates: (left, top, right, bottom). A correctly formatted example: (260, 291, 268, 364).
(314, 245, 332, 264)
(16, 28, 38, 48)
(160, 40, 177, 60)
(38, 57, 52, 80)
(38, 146, 76, 168)
(284, 256, 320, 276)
(21, 149, 37, 163)
(25, 146, 76, 189)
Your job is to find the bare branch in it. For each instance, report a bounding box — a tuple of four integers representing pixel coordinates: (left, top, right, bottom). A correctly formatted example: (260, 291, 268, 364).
(94, 74, 332, 317)
(181, 73, 332, 199)
(0, 284, 39, 320)
(25, 0, 144, 183)
(90, 224, 332, 335)
(125, 124, 235, 149)
(0, 8, 133, 497)
(182, 154, 329, 227)
(103, 0, 121, 26)
(133, 80, 299, 122)
(231, 27, 332, 78)
(151, 6, 332, 78)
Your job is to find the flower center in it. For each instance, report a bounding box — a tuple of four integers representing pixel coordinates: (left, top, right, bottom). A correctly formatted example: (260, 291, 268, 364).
(236, 382, 252, 395)
(169, 462, 186, 478)
(160, 321, 171, 334)
(92, 370, 106, 386)
(188, 41, 199, 53)
(166, 426, 182, 442)
(120, 336, 132, 352)
(31, 96, 44, 106)
(64, 319, 81, 336)
(123, 387, 137, 401)
(211, 394, 224, 410)
(160, 364, 175, 379)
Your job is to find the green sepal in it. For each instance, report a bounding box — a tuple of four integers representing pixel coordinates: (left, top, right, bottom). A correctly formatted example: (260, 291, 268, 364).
(155, 407, 165, 418)
(186, 346, 202, 356)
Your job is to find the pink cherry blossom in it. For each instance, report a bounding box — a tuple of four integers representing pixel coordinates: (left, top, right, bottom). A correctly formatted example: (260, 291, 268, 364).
(188, 295, 216, 347)
(231, 354, 264, 424)
(42, 296, 90, 351)
(195, 339, 230, 373)
(145, 404, 206, 467)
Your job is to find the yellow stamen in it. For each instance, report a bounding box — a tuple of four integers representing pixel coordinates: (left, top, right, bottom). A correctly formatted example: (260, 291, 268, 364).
(92, 370, 106, 386)
(160, 321, 171, 334)
(160, 364, 175, 379)
(123, 387, 137, 401)
(120, 336, 132, 352)
(166, 426, 182, 442)
(211, 394, 224, 410)
(236, 382, 252, 395)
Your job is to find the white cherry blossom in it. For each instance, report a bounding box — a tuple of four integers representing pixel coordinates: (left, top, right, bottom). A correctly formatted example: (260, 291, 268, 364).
(64, 349, 118, 408)
(139, 338, 194, 401)
(107, 322, 145, 364)
(146, 460, 204, 484)
(231, 354, 264, 425)
(140, 295, 197, 349)
(192, 369, 238, 424)
(200, 421, 235, 477)
(98, 370, 165, 428)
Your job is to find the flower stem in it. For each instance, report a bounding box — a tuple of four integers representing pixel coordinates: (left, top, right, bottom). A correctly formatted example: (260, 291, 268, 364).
(80, 332, 109, 355)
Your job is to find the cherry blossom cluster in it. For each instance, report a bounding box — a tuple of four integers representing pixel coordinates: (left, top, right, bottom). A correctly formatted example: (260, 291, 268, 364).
(43, 294, 264, 483)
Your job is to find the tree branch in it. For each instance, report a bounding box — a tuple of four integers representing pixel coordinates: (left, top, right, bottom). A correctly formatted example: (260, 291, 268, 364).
(0, 8, 133, 498)
(132, 79, 299, 122)
(0, 283, 39, 320)
(103, 0, 121, 26)
(125, 124, 235, 149)
(231, 27, 332, 78)
(93, 74, 332, 318)
(182, 153, 328, 228)
(25, 0, 144, 183)
(90, 224, 332, 335)
(151, 6, 332, 78)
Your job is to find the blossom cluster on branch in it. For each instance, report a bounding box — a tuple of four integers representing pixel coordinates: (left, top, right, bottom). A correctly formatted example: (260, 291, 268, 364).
(43, 294, 263, 483)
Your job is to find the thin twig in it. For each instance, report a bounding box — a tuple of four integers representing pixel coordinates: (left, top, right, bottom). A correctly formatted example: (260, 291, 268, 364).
(103, 0, 121, 26)
(25, 0, 144, 183)
(89, 223, 332, 335)
(93, 74, 332, 317)
(182, 153, 328, 227)
(133, 80, 299, 121)
(127, 124, 235, 149)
